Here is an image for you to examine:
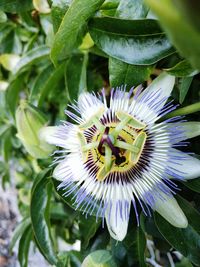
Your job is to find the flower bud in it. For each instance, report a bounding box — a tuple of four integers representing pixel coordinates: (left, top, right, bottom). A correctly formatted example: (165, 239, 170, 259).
(82, 250, 117, 267)
(16, 100, 53, 159)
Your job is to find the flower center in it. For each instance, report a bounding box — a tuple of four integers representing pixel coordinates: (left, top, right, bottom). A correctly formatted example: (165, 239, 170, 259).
(79, 110, 147, 181)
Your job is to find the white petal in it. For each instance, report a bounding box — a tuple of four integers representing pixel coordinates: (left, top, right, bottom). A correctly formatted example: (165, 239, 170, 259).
(53, 152, 88, 182)
(105, 183, 131, 241)
(130, 73, 175, 124)
(110, 89, 131, 114)
(105, 200, 130, 241)
(39, 125, 79, 150)
(39, 126, 60, 145)
(142, 72, 175, 107)
(153, 193, 188, 228)
(78, 92, 105, 121)
(168, 149, 200, 180)
(169, 122, 200, 144)
(53, 158, 70, 181)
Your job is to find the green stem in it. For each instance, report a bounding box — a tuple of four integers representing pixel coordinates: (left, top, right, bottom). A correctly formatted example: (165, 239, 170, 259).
(163, 102, 200, 119)
(31, 158, 41, 173)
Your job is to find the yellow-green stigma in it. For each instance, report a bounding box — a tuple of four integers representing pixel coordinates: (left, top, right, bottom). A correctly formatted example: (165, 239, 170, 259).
(79, 110, 147, 181)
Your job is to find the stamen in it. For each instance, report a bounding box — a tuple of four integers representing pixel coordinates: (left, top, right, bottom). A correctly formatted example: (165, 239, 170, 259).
(82, 141, 99, 151)
(115, 140, 140, 154)
(112, 111, 146, 139)
(131, 132, 147, 163)
(79, 107, 105, 133)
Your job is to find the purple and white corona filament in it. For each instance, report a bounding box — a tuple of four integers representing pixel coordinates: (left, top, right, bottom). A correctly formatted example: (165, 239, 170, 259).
(41, 73, 200, 241)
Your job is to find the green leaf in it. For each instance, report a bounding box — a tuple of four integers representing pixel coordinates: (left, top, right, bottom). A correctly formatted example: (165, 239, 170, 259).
(145, 0, 200, 70)
(165, 60, 199, 77)
(30, 63, 54, 102)
(172, 0, 200, 33)
(18, 225, 32, 267)
(99, 0, 119, 16)
(179, 77, 193, 104)
(123, 226, 147, 267)
(109, 57, 152, 90)
(50, 0, 105, 65)
(0, 24, 13, 45)
(115, 0, 149, 19)
(155, 195, 200, 265)
(82, 250, 117, 267)
(175, 257, 193, 267)
(51, 0, 72, 33)
(65, 53, 88, 101)
(0, 10, 7, 23)
(13, 45, 50, 75)
(79, 214, 101, 249)
(37, 63, 65, 107)
(10, 217, 31, 252)
(89, 17, 175, 65)
(57, 251, 83, 267)
(6, 74, 25, 117)
(183, 178, 200, 193)
(30, 169, 58, 265)
(52, 178, 101, 217)
(0, 0, 33, 12)
(1, 128, 12, 162)
(0, 124, 12, 137)
(100, 0, 119, 10)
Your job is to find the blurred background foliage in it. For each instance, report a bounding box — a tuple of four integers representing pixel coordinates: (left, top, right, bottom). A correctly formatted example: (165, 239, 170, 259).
(0, 0, 200, 266)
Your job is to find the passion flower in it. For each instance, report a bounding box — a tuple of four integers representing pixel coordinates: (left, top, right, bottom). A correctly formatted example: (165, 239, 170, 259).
(41, 73, 200, 241)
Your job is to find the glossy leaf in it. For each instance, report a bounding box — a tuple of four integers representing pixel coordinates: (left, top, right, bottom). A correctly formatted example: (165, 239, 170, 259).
(100, 0, 119, 10)
(82, 250, 117, 267)
(0, 10, 7, 23)
(6, 74, 25, 117)
(182, 178, 200, 193)
(18, 226, 32, 267)
(0, 0, 33, 12)
(10, 217, 31, 252)
(37, 63, 65, 107)
(30, 169, 57, 265)
(13, 45, 50, 75)
(1, 128, 12, 162)
(89, 17, 175, 65)
(155, 195, 200, 265)
(57, 251, 83, 267)
(79, 214, 101, 249)
(179, 77, 193, 104)
(173, 0, 200, 32)
(109, 57, 152, 90)
(0, 24, 13, 45)
(52, 178, 101, 217)
(123, 226, 147, 267)
(115, 0, 149, 19)
(65, 53, 88, 101)
(51, 0, 105, 65)
(30, 63, 54, 102)
(145, 0, 200, 70)
(165, 60, 199, 77)
(51, 0, 72, 33)
(100, 0, 119, 16)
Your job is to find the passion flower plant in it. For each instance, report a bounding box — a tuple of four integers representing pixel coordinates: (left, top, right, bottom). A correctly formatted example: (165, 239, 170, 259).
(41, 73, 200, 241)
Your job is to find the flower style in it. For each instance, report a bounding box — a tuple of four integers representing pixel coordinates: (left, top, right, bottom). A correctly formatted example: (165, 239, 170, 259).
(41, 73, 200, 241)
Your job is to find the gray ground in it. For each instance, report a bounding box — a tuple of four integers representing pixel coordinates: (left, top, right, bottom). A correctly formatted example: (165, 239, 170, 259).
(0, 185, 19, 267)
(0, 184, 49, 267)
